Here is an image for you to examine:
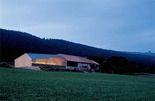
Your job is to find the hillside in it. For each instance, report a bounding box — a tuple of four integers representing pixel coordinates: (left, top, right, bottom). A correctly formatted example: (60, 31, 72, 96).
(0, 28, 155, 66)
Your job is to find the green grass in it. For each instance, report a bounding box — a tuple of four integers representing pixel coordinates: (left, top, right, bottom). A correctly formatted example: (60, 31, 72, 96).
(0, 67, 155, 101)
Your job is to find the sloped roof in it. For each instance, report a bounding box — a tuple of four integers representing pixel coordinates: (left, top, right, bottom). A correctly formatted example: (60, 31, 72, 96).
(58, 54, 99, 65)
(26, 53, 99, 65)
(27, 53, 64, 59)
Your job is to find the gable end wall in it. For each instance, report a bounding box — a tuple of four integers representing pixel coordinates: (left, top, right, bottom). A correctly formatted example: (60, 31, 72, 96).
(15, 53, 32, 67)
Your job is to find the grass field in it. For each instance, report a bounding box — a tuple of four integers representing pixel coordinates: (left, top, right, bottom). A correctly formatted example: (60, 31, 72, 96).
(0, 67, 155, 101)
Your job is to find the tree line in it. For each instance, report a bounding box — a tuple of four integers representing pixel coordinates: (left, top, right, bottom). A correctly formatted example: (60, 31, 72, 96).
(0, 28, 154, 74)
(88, 56, 154, 74)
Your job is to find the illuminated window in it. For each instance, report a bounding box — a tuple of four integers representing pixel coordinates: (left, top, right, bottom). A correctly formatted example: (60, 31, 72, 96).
(32, 57, 65, 66)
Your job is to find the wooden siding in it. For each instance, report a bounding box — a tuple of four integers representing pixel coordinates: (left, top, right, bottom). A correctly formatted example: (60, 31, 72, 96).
(15, 53, 32, 67)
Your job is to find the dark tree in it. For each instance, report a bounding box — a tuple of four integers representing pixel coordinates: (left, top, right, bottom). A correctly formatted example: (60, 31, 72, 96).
(88, 56, 104, 65)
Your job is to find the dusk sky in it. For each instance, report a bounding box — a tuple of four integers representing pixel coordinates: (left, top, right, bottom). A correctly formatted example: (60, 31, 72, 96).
(0, 0, 155, 52)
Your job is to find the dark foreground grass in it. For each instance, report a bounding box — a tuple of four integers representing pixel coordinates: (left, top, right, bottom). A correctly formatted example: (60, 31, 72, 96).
(0, 67, 155, 101)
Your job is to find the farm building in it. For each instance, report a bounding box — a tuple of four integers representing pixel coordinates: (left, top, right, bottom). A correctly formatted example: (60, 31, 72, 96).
(15, 53, 99, 70)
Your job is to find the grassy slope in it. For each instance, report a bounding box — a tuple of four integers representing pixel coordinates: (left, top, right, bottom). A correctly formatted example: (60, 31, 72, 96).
(0, 68, 155, 101)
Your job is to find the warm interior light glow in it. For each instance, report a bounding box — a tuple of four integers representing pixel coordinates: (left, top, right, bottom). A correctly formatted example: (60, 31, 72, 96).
(32, 57, 65, 66)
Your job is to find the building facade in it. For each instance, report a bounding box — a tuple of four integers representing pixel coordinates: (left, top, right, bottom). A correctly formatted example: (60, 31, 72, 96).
(15, 53, 99, 70)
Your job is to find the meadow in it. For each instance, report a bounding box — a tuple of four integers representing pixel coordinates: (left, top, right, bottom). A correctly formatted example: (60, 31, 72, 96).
(0, 67, 155, 101)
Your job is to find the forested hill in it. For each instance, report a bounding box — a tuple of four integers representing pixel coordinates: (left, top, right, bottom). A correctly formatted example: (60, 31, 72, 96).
(0, 28, 154, 66)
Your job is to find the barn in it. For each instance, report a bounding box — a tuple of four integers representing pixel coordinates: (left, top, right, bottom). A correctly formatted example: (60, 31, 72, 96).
(15, 53, 99, 70)
(58, 54, 99, 70)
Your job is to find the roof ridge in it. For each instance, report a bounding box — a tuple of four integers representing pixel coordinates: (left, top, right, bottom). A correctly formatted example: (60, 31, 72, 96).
(58, 53, 87, 58)
(27, 53, 56, 55)
(26, 53, 65, 59)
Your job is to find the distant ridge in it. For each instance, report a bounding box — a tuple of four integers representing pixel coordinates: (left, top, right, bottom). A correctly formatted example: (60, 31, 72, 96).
(124, 51, 155, 56)
(0, 28, 154, 66)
